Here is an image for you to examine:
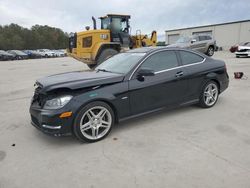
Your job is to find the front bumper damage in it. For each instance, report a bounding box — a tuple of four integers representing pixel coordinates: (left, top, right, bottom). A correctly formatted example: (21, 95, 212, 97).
(30, 104, 73, 136)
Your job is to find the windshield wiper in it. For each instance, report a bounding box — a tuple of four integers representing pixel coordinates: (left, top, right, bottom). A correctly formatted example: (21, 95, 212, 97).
(96, 68, 124, 75)
(96, 69, 113, 73)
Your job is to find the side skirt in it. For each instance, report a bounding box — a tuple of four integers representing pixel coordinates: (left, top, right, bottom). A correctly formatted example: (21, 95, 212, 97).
(118, 99, 199, 123)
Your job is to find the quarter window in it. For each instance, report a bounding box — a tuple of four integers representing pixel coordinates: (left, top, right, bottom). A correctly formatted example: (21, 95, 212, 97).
(140, 51, 179, 72)
(179, 51, 204, 65)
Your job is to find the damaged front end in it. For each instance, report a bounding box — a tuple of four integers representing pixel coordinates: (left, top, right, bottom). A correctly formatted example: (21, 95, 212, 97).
(30, 82, 75, 136)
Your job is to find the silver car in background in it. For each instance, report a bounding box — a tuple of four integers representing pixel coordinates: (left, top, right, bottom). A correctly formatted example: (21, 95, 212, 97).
(168, 35, 216, 56)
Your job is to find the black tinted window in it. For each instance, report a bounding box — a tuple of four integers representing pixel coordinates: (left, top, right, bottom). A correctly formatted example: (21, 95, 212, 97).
(141, 51, 179, 72)
(179, 51, 204, 65)
(199, 36, 207, 41)
(206, 36, 212, 40)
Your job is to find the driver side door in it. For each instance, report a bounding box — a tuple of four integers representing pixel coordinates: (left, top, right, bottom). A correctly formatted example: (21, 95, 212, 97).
(128, 50, 189, 115)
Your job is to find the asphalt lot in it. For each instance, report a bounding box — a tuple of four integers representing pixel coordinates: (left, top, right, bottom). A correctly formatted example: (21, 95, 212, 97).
(0, 52, 250, 188)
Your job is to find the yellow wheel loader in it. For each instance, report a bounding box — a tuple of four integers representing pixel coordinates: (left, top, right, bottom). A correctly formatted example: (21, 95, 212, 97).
(68, 14, 157, 68)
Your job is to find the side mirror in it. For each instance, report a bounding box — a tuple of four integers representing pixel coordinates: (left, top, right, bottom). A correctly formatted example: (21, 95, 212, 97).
(191, 39, 196, 43)
(137, 68, 155, 77)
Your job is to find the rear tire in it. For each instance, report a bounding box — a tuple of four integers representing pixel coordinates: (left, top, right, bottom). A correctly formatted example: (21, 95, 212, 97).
(73, 101, 115, 143)
(207, 46, 214, 56)
(199, 81, 219, 108)
(96, 48, 118, 65)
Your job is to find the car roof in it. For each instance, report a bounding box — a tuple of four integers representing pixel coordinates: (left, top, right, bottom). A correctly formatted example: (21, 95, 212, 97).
(126, 46, 207, 58)
(126, 47, 156, 53)
(127, 46, 182, 53)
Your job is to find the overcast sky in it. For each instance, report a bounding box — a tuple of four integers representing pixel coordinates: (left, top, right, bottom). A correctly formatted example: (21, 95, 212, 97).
(0, 0, 249, 40)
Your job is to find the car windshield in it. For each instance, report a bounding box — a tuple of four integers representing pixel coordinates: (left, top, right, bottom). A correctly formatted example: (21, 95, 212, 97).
(176, 36, 190, 43)
(95, 52, 145, 74)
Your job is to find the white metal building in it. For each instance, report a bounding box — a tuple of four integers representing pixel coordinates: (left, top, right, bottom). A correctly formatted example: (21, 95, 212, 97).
(165, 20, 250, 50)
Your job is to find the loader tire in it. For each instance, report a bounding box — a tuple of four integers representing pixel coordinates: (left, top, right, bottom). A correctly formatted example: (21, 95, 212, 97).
(96, 48, 118, 65)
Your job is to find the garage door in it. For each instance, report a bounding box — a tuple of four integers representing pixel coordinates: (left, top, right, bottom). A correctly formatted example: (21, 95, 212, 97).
(168, 34, 180, 44)
(192, 30, 213, 36)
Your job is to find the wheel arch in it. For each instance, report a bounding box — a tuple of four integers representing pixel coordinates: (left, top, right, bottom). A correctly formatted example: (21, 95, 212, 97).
(73, 98, 119, 126)
(96, 99, 119, 123)
(208, 44, 215, 49)
(210, 79, 220, 93)
(199, 73, 221, 94)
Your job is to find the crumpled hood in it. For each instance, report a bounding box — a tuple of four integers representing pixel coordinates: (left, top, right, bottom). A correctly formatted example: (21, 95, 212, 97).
(37, 70, 124, 93)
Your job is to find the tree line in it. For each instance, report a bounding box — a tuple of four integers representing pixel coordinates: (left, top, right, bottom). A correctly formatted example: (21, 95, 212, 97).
(0, 24, 69, 50)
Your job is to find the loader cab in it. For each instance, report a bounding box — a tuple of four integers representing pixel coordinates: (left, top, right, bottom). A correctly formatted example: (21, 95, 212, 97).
(100, 14, 132, 48)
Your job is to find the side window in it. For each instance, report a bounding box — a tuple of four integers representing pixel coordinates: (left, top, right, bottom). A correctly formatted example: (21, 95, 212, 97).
(193, 36, 199, 41)
(206, 36, 212, 40)
(140, 51, 179, 72)
(199, 36, 206, 41)
(179, 51, 204, 65)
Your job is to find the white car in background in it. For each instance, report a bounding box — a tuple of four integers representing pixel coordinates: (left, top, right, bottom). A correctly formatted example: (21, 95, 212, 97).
(235, 42, 250, 58)
(53, 50, 65, 57)
(36, 49, 55, 58)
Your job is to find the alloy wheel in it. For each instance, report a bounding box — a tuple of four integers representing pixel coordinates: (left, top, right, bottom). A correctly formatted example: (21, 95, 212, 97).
(203, 83, 218, 106)
(79, 106, 112, 140)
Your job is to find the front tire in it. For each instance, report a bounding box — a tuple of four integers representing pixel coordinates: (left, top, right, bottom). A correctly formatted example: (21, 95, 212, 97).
(199, 81, 219, 108)
(73, 101, 115, 143)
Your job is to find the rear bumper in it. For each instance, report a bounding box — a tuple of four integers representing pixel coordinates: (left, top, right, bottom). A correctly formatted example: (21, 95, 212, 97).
(220, 79, 229, 93)
(220, 73, 229, 93)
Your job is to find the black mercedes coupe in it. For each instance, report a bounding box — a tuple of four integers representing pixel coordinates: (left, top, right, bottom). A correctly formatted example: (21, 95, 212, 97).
(30, 47, 229, 142)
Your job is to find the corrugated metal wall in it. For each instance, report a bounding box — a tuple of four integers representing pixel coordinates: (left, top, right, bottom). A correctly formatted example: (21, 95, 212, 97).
(165, 21, 250, 50)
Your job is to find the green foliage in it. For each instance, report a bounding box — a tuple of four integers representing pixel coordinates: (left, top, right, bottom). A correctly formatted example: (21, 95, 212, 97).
(0, 24, 68, 50)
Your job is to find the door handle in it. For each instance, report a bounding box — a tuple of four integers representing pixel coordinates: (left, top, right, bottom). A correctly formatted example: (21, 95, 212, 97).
(175, 71, 184, 77)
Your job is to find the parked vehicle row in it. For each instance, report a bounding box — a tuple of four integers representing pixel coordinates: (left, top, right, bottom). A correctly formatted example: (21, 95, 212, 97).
(0, 49, 67, 61)
(8, 50, 29, 60)
(0, 50, 15, 61)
